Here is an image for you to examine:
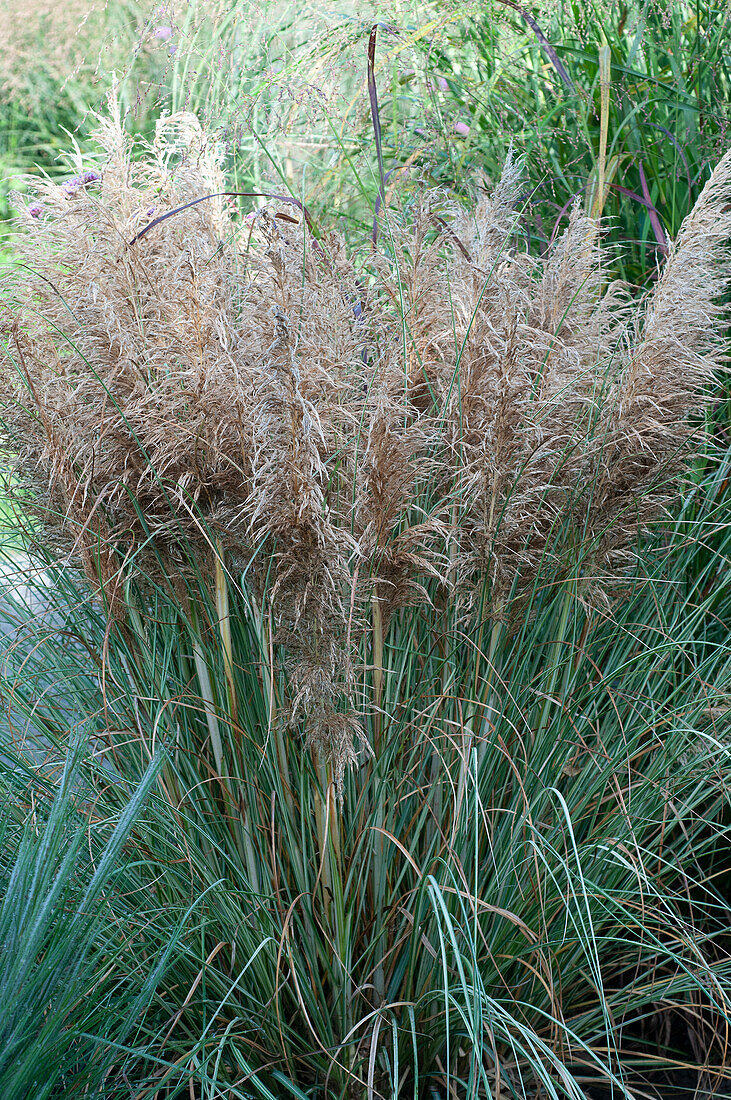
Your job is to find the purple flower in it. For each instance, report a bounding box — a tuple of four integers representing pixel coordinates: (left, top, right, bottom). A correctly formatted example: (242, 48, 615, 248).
(454, 121, 470, 137)
(437, 76, 449, 91)
(27, 202, 43, 219)
(62, 176, 82, 195)
(154, 25, 173, 40)
(146, 206, 156, 218)
(61, 170, 101, 196)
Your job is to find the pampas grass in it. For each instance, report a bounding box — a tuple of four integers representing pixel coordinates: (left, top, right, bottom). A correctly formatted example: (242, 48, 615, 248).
(3, 97, 729, 783)
(0, 9, 730, 1094)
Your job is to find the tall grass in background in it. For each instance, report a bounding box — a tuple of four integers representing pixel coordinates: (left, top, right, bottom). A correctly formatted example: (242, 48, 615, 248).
(410, 0, 731, 286)
(1, 72, 731, 1100)
(159, 0, 731, 287)
(0, 0, 183, 222)
(4, 1, 730, 286)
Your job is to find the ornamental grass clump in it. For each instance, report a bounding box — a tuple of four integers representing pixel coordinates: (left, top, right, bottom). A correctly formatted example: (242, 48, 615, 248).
(3, 96, 731, 1100)
(3, 102, 730, 783)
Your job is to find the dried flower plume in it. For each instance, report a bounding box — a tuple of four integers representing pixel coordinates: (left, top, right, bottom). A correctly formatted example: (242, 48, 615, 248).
(2, 99, 730, 781)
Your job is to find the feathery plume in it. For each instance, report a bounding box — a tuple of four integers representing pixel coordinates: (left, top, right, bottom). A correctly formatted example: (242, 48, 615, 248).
(3, 102, 729, 780)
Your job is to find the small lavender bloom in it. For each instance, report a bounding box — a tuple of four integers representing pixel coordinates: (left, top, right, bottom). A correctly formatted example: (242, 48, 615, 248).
(27, 202, 43, 219)
(168, 43, 177, 55)
(62, 170, 101, 195)
(437, 76, 449, 91)
(454, 121, 470, 137)
(62, 176, 83, 194)
(146, 206, 156, 218)
(154, 25, 173, 40)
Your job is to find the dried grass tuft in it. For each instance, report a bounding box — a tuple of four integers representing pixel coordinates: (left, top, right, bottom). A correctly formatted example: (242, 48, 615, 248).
(2, 99, 729, 780)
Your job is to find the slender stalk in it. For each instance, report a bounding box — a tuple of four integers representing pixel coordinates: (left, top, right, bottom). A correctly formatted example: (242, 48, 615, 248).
(372, 590, 384, 756)
(214, 537, 238, 729)
(591, 44, 612, 220)
(473, 616, 504, 778)
(314, 755, 334, 924)
(370, 588, 387, 1005)
(532, 584, 574, 753)
(189, 596, 260, 892)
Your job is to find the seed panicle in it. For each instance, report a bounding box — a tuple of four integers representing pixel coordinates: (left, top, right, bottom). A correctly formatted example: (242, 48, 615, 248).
(3, 102, 729, 781)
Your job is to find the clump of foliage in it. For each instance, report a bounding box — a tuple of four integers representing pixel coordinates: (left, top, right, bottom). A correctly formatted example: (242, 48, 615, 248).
(0, 737, 184, 1100)
(1, 69, 731, 1098)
